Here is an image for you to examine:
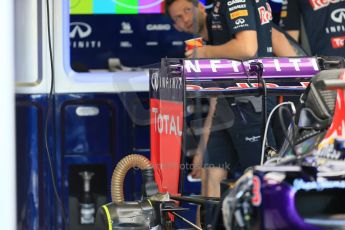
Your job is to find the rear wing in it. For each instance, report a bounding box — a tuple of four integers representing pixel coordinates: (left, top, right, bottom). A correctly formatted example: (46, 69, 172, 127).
(149, 56, 342, 195)
(184, 57, 319, 97)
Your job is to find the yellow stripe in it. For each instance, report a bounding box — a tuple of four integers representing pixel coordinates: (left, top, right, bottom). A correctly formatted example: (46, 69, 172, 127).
(102, 205, 112, 230)
(147, 199, 153, 207)
(280, 10, 287, 18)
(230, 10, 248, 19)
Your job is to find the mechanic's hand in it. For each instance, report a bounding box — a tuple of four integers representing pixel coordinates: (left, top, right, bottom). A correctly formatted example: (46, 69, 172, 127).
(189, 152, 203, 179)
(185, 46, 208, 58)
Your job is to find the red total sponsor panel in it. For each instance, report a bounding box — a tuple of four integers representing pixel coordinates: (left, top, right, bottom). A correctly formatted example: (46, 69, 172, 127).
(150, 99, 183, 195)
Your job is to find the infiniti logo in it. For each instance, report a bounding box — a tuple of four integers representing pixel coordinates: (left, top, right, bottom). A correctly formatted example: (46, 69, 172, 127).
(150, 72, 182, 92)
(151, 72, 159, 91)
(235, 18, 245, 25)
(331, 8, 345, 23)
(70, 22, 92, 39)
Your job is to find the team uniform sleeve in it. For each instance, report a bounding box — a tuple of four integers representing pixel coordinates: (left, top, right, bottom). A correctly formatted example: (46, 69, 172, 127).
(279, 0, 301, 30)
(225, 0, 257, 34)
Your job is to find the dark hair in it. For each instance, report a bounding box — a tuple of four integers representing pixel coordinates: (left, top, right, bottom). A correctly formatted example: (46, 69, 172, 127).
(164, 0, 198, 17)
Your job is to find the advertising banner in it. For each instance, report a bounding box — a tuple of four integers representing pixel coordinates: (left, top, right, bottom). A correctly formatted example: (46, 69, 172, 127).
(150, 67, 184, 195)
(70, 15, 190, 70)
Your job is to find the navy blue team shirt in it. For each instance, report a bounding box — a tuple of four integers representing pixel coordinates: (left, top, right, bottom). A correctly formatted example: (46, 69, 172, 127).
(279, 0, 345, 57)
(206, 0, 274, 57)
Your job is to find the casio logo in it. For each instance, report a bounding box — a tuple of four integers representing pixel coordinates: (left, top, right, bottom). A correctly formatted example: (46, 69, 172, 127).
(146, 24, 171, 31)
(227, 0, 245, 6)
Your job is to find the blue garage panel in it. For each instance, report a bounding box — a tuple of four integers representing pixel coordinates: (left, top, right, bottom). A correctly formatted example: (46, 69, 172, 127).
(61, 101, 116, 156)
(16, 102, 41, 230)
(16, 92, 156, 229)
(126, 93, 150, 152)
(16, 95, 56, 230)
(56, 95, 118, 229)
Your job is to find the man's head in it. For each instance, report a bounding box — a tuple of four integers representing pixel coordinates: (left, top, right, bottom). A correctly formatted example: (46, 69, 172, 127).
(165, 0, 206, 35)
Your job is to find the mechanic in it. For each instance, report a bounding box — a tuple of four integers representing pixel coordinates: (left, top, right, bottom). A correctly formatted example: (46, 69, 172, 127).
(166, 0, 299, 227)
(166, 0, 296, 197)
(279, 0, 345, 56)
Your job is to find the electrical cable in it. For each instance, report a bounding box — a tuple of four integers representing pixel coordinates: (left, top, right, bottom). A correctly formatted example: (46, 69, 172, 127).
(260, 102, 295, 165)
(44, 0, 68, 228)
(279, 105, 298, 157)
(260, 76, 268, 148)
(171, 211, 202, 230)
(249, 62, 268, 160)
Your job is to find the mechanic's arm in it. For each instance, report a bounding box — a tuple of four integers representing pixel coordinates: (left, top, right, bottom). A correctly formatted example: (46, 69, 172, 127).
(186, 30, 258, 59)
(272, 27, 298, 57)
(287, 30, 299, 42)
(190, 97, 217, 178)
(196, 97, 217, 153)
(279, 0, 300, 43)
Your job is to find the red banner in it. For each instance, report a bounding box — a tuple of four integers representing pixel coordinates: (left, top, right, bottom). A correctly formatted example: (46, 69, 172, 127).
(150, 98, 183, 195)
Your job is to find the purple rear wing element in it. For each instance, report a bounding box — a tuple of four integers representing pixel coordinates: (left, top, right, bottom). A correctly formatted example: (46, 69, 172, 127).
(183, 57, 320, 80)
(177, 57, 321, 97)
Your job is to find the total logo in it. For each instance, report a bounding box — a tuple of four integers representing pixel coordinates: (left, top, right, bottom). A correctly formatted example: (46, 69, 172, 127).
(331, 8, 345, 23)
(331, 36, 345, 48)
(235, 18, 245, 25)
(151, 107, 183, 137)
(70, 22, 101, 49)
(146, 24, 171, 31)
(309, 0, 344, 11)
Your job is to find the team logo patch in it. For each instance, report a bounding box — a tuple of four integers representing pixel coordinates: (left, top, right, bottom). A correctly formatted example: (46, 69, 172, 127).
(228, 3, 246, 12)
(331, 8, 345, 23)
(280, 10, 287, 18)
(258, 4, 272, 25)
(309, 0, 342, 11)
(230, 9, 248, 19)
(331, 36, 345, 48)
(235, 18, 245, 25)
(227, 0, 246, 6)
